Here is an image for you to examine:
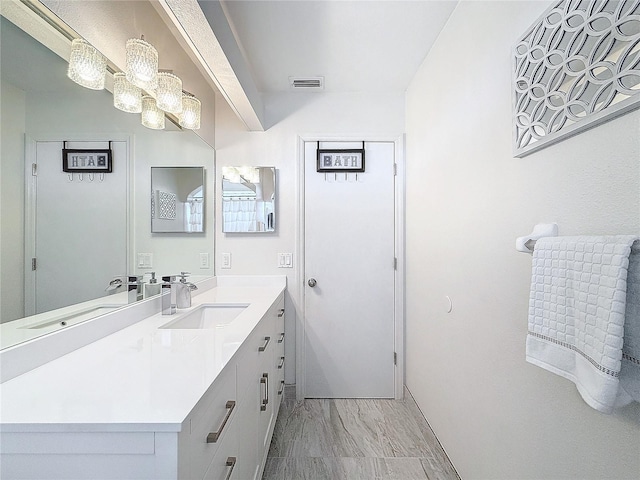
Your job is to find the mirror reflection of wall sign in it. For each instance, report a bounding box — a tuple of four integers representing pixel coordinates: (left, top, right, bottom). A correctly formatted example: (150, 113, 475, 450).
(316, 149, 365, 173)
(150, 166, 205, 233)
(158, 191, 177, 219)
(62, 148, 113, 173)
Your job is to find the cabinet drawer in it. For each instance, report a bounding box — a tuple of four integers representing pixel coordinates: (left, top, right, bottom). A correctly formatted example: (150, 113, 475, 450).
(202, 422, 238, 480)
(188, 366, 236, 480)
(236, 319, 272, 398)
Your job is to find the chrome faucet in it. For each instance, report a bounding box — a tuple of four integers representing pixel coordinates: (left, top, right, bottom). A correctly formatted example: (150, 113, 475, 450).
(127, 275, 144, 303)
(161, 275, 178, 315)
(105, 276, 125, 293)
(176, 272, 198, 309)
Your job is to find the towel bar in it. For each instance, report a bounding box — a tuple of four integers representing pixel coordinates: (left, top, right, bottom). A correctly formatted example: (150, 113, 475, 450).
(516, 223, 558, 253)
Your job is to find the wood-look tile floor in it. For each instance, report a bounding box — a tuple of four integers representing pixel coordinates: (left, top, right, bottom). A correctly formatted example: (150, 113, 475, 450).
(262, 387, 460, 480)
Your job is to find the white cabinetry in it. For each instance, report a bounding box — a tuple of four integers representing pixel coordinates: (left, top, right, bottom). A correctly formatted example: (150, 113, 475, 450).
(1, 291, 286, 480)
(235, 293, 284, 480)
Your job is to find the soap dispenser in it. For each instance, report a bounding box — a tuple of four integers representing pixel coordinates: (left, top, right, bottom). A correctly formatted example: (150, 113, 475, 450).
(145, 272, 161, 298)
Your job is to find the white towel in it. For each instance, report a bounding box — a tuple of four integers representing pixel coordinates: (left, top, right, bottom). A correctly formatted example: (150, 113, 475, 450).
(616, 241, 640, 408)
(526, 235, 639, 413)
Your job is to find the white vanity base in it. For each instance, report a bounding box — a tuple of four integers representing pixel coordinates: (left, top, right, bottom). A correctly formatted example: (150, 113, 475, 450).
(0, 276, 286, 480)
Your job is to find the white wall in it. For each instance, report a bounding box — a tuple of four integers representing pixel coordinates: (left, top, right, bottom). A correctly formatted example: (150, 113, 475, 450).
(134, 132, 214, 273)
(405, 2, 640, 479)
(0, 82, 26, 322)
(215, 91, 405, 383)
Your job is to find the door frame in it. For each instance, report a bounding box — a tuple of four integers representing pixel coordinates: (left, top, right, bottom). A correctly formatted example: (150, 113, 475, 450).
(295, 135, 406, 400)
(24, 134, 133, 315)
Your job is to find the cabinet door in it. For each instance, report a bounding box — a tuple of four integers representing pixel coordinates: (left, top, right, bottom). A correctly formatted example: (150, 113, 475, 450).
(235, 378, 259, 480)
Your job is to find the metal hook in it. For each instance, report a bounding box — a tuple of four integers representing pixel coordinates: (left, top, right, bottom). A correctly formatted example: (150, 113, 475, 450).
(79, 173, 84, 182)
(88, 173, 94, 182)
(99, 173, 105, 182)
(68, 173, 74, 182)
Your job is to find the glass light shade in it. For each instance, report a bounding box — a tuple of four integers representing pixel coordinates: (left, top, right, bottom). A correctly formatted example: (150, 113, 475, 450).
(67, 39, 106, 90)
(179, 94, 201, 130)
(156, 72, 183, 114)
(141, 95, 165, 130)
(222, 167, 241, 183)
(239, 166, 259, 183)
(113, 73, 142, 113)
(125, 38, 158, 91)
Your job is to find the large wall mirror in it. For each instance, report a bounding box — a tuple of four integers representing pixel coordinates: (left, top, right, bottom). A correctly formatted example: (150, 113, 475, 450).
(151, 167, 205, 233)
(222, 166, 276, 233)
(0, 3, 215, 350)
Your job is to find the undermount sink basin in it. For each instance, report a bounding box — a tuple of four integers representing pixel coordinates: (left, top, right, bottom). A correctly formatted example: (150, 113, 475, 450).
(160, 304, 249, 329)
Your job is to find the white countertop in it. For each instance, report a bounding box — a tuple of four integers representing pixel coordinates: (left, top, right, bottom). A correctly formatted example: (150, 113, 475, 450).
(0, 277, 286, 433)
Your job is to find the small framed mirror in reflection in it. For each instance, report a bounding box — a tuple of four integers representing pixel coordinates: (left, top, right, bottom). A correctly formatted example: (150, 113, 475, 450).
(222, 166, 276, 233)
(151, 166, 205, 233)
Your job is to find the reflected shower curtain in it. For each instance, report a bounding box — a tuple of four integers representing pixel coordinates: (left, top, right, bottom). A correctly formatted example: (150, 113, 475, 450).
(222, 197, 257, 232)
(185, 198, 203, 232)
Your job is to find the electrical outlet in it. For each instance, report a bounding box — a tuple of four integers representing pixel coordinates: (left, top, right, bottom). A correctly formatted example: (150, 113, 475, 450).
(199, 253, 210, 269)
(222, 252, 231, 269)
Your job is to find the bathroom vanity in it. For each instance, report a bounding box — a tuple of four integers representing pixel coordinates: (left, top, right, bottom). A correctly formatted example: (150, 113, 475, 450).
(0, 276, 286, 480)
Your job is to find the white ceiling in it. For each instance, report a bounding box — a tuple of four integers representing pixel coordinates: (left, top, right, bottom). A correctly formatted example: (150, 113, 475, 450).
(220, 0, 459, 94)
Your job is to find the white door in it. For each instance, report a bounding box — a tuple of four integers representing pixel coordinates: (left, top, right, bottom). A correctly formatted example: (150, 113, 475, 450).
(30, 140, 128, 314)
(304, 141, 396, 398)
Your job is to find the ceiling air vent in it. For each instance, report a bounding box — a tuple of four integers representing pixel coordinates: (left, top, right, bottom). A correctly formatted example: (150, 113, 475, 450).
(289, 76, 324, 91)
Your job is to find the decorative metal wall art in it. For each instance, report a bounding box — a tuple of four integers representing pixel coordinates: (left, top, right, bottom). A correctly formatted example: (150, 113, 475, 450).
(513, 0, 640, 157)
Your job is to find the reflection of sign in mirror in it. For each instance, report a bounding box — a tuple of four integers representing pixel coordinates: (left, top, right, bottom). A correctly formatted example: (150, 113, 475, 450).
(62, 149, 113, 173)
(316, 149, 365, 173)
(151, 166, 205, 233)
(158, 191, 177, 219)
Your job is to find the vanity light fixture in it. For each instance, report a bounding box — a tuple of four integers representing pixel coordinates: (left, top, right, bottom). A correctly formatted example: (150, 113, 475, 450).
(141, 95, 165, 130)
(156, 72, 183, 114)
(113, 73, 142, 113)
(125, 37, 158, 91)
(238, 166, 260, 183)
(179, 93, 201, 130)
(67, 39, 107, 90)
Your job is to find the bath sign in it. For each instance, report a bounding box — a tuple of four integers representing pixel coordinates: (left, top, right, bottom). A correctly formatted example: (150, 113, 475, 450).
(62, 148, 113, 173)
(316, 148, 365, 173)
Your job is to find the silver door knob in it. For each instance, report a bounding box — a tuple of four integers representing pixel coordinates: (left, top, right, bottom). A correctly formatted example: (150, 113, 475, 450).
(307, 278, 317, 287)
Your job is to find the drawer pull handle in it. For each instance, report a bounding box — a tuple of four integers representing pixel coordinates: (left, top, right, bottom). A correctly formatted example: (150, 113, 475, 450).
(278, 380, 285, 395)
(278, 356, 285, 369)
(206, 400, 236, 443)
(258, 336, 271, 352)
(225, 456, 237, 480)
(277, 332, 285, 343)
(277, 308, 285, 317)
(260, 373, 269, 411)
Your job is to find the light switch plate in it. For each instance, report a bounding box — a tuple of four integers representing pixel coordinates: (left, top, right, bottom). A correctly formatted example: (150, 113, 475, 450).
(278, 253, 293, 268)
(137, 253, 153, 269)
(222, 252, 231, 269)
(199, 253, 210, 269)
